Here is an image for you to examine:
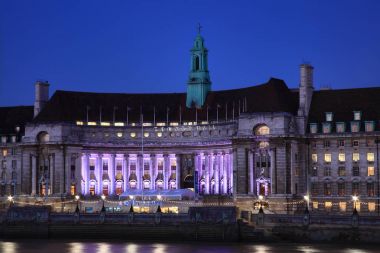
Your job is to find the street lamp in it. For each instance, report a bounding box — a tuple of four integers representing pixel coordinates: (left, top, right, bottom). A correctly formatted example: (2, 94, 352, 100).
(304, 195, 310, 212)
(352, 195, 359, 213)
(7, 195, 13, 207)
(75, 195, 80, 213)
(101, 194, 106, 212)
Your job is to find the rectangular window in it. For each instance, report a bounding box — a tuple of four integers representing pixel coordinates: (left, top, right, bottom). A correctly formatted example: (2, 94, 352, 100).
(336, 123, 345, 133)
(322, 123, 331, 134)
(353, 111, 361, 121)
(368, 166, 375, 177)
(312, 201, 318, 210)
(310, 123, 318, 134)
(323, 140, 330, 148)
(2, 149, 7, 157)
(11, 148, 16, 156)
(353, 140, 360, 147)
(338, 153, 345, 162)
(339, 202, 346, 212)
(324, 167, 331, 177)
(325, 201, 332, 211)
(338, 167, 346, 177)
(352, 182, 360, 195)
(89, 159, 95, 171)
(353, 153, 360, 162)
(325, 112, 333, 122)
(351, 122, 360, 132)
(367, 153, 375, 162)
(338, 182, 345, 196)
(368, 202, 376, 212)
(338, 140, 345, 147)
(324, 183, 332, 195)
(367, 182, 375, 196)
(312, 154, 318, 163)
(324, 153, 331, 163)
(365, 121, 374, 132)
(352, 166, 360, 177)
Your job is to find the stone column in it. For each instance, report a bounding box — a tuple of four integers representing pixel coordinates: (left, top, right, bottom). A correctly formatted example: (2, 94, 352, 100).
(149, 154, 153, 189)
(137, 154, 143, 190)
(164, 154, 169, 189)
(31, 154, 37, 196)
(290, 141, 296, 194)
(270, 148, 275, 195)
(110, 154, 115, 195)
(248, 149, 254, 194)
(175, 154, 181, 189)
(215, 153, 221, 194)
(49, 153, 55, 195)
(65, 154, 72, 194)
(205, 153, 210, 194)
(123, 154, 128, 191)
(232, 150, 237, 198)
(96, 154, 103, 195)
(75, 153, 82, 195)
(222, 153, 227, 194)
(82, 153, 89, 195)
(151, 154, 157, 190)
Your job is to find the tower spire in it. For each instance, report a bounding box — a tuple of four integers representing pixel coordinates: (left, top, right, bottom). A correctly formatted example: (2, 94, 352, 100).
(186, 26, 211, 108)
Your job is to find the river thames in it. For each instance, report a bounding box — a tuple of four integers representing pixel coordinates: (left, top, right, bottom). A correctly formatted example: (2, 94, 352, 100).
(0, 241, 379, 253)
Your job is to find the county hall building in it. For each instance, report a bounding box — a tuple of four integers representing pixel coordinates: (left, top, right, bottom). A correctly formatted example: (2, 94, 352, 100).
(0, 31, 379, 214)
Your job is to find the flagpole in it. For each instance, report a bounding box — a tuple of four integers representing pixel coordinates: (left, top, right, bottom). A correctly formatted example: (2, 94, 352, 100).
(225, 103, 228, 121)
(99, 106, 102, 122)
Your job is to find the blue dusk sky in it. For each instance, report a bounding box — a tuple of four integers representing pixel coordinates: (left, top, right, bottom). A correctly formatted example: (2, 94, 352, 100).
(0, 0, 380, 106)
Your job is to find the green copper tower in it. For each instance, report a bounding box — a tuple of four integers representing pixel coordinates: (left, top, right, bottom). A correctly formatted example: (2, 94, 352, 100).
(186, 24, 211, 108)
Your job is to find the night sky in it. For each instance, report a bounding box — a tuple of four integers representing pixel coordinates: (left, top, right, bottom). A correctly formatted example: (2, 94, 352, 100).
(1, 0, 380, 106)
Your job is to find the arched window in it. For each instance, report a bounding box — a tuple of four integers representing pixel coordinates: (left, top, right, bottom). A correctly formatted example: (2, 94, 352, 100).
(195, 56, 200, 71)
(37, 131, 49, 143)
(254, 125, 270, 136)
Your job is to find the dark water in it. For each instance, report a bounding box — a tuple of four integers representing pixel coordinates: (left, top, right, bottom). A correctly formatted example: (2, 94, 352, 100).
(0, 240, 379, 253)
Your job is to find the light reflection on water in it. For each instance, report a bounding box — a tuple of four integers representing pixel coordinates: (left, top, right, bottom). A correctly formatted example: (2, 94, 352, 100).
(0, 241, 379, 253)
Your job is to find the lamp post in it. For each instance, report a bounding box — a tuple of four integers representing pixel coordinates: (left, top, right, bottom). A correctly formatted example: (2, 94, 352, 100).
(304, 195, 310, 213)
(129, 195, 134, 213)
(75, 195, 80, 213)
(258, 195, 264, 213)
(352, 195, 359, 214)
(7, 195, 13, 207)
(101, 194, 106, 212)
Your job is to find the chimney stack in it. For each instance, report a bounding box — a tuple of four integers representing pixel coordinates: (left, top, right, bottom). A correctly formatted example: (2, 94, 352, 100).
(298, 64, 314, 117)
(34, 80, 50, 118)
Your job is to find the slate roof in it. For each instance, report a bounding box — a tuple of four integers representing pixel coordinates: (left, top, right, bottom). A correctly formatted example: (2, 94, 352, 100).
(0, 106, 34, 135)
(33, 78, 298, 124)
(308, 87, 380, 123)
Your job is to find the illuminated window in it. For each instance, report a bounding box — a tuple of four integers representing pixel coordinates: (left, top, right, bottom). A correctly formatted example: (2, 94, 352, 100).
(365, 121, 374, 132)
(368, 166, 375, 176)
(114, 122, 125, 127)
(70, 184, 76, 196)
(156, 132, 163, 137)
(338, 153, 345, 162)
(324, 153, 331, 163)
(254, 125, 270, 135)
(339, 202, 346, 212)
(368, 202, 376, 212)
(354, 202, 361, 212)
(76, 121, 84, 126)
(338, 167, 346, 177)
(170, 122, 179, 126)
(312, 201, 318, 209)
(157, 122, 166, 126)
(336, 122, 345, 133)
(87, 122, 97, 126)
(143, 123, 152, 127)
(259, 141, 269, 149)
(100, 122, 110, 126)
(144, 132, 150, 137)
(353, 111, 361, 121)
(367, 153, 375, 162)
(325, 201, 332, 211)
(350, 122, 360, 132)
(325, 112, 333, 122)
(310, 123, 318, 134)
(322, 123, 331, 134)
(116, 132, 123, 138)
(2, 149, 7, 157)
(353, 153, 360, 162)
(130, 132, 136, 138)
(312, 154, 318, 163)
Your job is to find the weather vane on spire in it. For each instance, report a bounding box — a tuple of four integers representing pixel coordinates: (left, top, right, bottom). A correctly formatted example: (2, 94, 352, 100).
(197, 23, 202, 34)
